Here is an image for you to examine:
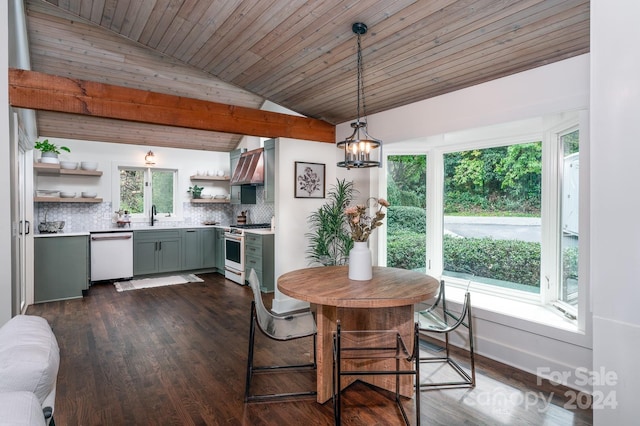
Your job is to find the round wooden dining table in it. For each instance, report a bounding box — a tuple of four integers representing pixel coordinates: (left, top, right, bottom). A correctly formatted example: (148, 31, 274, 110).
(278, 265, 439, 403)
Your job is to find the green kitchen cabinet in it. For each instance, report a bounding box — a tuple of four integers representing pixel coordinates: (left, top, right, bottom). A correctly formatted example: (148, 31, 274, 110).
(230, 184, 256, 205)
(263, 138, 275, 203)
(244, 232, 274, 293)
(201, 228, 217, 269)
(182, 228, 217, 270)
(182, 228, 202, 270)
(230, 148, 244, 179)
(134, 230, 182, 275)
(34, 235, 89, 303)
(229, 147, 256, 204)
(214, 227, 225, 272)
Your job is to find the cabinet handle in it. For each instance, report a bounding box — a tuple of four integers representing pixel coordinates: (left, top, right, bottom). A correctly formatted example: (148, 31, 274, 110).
(159, 241, 162, 250)
(186, 229, 196, 232)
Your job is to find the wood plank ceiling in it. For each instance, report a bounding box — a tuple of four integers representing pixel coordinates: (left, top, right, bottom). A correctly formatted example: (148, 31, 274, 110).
(24, 0, 590, 152)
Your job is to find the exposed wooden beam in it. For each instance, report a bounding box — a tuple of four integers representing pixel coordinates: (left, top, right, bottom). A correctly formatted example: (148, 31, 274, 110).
(8, 69, 335, 144)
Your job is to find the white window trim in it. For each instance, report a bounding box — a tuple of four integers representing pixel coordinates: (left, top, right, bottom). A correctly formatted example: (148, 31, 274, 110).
(112, 163, 182, 223)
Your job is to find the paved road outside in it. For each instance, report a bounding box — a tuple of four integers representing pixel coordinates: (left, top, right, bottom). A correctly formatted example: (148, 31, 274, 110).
(444, 216, 541, 242)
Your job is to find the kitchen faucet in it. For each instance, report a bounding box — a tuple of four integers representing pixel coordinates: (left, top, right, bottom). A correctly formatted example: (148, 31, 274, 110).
(150, 204, 157, 226)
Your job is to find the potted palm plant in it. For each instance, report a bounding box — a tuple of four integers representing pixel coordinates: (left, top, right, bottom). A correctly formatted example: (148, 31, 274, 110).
(34, 139, 70, 164)
(305, 179, 356, 266)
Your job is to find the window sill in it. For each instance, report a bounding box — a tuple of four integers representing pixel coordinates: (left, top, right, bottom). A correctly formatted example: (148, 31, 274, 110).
(436, 285, 590, 348)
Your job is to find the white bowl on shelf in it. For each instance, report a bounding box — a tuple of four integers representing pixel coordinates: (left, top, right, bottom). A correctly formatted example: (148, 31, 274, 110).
(60, 161, 78, 170)
(81, 192, 97, 198)
(59, 192, 76, 198)
(80, 161, 98, 171)
(36, 190, 59, 198)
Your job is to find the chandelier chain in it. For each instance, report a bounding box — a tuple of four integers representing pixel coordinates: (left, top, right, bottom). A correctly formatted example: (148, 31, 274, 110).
(356, 32, 367, 123)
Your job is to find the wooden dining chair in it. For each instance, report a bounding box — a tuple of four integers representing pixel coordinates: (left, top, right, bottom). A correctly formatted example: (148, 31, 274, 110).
(332, 320, 420, 425)
(244, 268, 317, 402)
(415, 280, 476, 389)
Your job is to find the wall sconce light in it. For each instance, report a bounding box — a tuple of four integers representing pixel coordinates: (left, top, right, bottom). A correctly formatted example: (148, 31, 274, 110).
(145, 150, 156, 165)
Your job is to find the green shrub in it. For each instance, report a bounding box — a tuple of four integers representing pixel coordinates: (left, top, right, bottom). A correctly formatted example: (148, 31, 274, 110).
(443, 235, 541, 287)
(387, 230, 426, 270)
(387, 206, 426, 234)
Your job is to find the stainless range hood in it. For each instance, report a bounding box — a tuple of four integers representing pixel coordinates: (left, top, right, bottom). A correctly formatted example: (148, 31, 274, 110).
(230, 147, 264, 185)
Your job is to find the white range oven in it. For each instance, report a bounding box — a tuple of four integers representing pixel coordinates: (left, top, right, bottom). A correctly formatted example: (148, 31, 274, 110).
(223, 223, 272, 285)
(224, 228, 245, 284)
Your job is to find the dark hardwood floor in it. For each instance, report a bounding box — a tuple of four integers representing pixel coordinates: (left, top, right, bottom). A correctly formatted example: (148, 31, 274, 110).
(26, 273, 592, 425)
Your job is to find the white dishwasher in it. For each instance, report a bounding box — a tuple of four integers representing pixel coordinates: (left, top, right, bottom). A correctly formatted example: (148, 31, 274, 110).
(90, 232, 134, 282)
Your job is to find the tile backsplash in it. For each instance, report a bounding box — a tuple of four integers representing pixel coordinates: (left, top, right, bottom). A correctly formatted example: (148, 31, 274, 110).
(36, 186, 274, 232)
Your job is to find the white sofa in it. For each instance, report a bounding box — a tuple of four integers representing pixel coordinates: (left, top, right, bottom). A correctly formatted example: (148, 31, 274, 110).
(0, 315, 60, 426)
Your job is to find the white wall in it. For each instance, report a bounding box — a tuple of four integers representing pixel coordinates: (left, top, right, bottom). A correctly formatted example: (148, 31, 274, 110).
(0, 1, 11, 324)
(270, 137, 373, 313)
(271, 138, 337, 312)
(336, 55, 589, 145)
(591, 0, 640, 423)
(337, 54, 590, 145)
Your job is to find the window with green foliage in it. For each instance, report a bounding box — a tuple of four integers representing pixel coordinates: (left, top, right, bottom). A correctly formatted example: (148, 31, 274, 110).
(385, 113, 584, 323)
(118, 167, 177, 218)
(119, 169, 144, 214)
(386, 155, 427, 271)
(443, 143, 542, 293)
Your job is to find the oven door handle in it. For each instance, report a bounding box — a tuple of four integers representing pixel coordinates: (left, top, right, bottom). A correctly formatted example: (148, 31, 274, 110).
(224, 267, 242, 276)
(225, 235, 243, 242)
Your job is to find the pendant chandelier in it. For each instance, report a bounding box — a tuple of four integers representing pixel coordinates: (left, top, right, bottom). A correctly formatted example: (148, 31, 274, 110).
(337, 22, 382, 169)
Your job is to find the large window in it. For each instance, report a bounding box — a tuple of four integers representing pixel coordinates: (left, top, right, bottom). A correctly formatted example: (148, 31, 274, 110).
(118, 167, 177, 219)
(386, 155, 427, 271)
(384, 113, 584, 324)
(442, 143, 542, 294)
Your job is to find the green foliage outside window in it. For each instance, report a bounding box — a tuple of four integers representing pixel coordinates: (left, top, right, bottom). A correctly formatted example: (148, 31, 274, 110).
(120, 169, 144, 213)
(119, 168, 175, 215)
(444, 143, 542, 215)
(443, 235, 541, 288)
(387, 146, 545, 290)
(152, 170, 174, 214)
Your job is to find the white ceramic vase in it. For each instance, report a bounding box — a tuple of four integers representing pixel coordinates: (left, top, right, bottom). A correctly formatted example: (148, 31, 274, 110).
(348, 241, 372, 280)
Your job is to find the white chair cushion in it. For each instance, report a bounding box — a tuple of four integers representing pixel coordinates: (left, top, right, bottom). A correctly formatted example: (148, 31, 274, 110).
(0, 391, 46, 426)
(0, 316, 60, 407)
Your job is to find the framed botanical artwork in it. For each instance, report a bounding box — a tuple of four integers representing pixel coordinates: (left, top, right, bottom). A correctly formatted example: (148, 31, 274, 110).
(295, 161, 325, 198)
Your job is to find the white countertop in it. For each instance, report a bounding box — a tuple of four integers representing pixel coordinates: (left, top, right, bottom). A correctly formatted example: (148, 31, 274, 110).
(34, 223, 275, 237)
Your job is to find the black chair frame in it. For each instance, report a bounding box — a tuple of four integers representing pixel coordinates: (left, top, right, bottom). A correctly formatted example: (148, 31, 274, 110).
(332, 320, 420, 425)
(244, 300, 317, 402)
(417, 280, 475, 389)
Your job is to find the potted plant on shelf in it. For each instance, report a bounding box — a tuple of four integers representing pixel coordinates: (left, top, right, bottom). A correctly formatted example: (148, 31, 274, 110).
(34, 139, 71, 164)
(188, 184, 204, 199)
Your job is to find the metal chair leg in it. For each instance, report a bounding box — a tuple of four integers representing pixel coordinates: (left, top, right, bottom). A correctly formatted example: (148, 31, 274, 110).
(244, 301, 318, 402)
